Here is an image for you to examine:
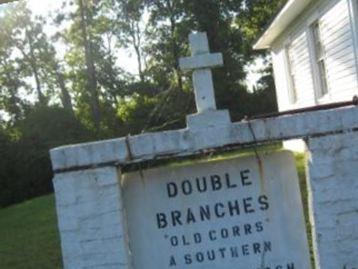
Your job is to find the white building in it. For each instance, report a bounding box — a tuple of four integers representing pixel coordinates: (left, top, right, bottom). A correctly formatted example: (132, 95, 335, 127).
(254, 0, 358, 151)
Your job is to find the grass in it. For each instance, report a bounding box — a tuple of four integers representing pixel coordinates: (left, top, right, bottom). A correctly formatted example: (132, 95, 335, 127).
(0, 148, 312, 269)
(0, 195, 63, 269)
(296, 153, 315, 268)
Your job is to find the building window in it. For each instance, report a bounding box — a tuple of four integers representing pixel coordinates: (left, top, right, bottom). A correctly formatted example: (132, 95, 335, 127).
(311, 21, 329, 97)
(285, 45, 298, 104)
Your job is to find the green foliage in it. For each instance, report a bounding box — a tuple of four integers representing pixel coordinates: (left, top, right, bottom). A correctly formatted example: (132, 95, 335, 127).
(248, 63, 278, 116)
(18, 106, 90, 146)
(236, 0, 288, 45)
(0, 105, 91, 207)
(117, 94, 157, 134)
(0, 0, 287, 206)
(0, 129, 16, 206)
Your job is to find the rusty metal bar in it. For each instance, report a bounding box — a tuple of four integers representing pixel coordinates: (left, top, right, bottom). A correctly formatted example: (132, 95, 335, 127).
(249, 96, 358, 120)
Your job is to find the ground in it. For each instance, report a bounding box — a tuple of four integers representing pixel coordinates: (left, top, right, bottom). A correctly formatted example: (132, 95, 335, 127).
(0, 151, 309, 269)
(0, 195, 63, 269)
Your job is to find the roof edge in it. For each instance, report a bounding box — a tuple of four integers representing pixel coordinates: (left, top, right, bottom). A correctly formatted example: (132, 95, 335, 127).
(253, 0, 313, 50)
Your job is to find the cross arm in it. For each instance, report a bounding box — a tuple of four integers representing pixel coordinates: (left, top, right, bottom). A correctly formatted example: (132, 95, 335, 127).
(179, 53, 223, 71)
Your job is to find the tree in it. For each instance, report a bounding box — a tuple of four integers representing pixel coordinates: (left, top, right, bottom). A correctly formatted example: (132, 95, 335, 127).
(0, 2, 74, 121)
(234, 0, 288, 117)
(0, 2, 76, 112)
(55, 0, 133, 133)
(56, 0, 104, 130)
(0, 0, 290, 207)
(53, 60, 75, 115)
(236, 0, 288, 45)
(0, 105, 91, 207)
(0, 27, 27, 122)
(112, 0, 147, 82)
(146, 0, 188, 91)
(77, 0, 102, 130)
(3, 3, 49, 104)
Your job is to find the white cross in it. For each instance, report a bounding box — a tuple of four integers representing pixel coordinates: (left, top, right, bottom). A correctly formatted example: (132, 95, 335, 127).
(179, 32, 223, 113)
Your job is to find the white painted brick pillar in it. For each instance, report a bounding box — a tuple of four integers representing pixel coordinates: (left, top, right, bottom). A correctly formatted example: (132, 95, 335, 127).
(53, 167, 131, 269)
(307, 131, 358, 269)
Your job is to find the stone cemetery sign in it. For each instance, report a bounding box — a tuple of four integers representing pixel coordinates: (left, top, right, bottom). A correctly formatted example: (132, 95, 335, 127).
(123, 152, 311, 269)
(51, 31, 358, 269)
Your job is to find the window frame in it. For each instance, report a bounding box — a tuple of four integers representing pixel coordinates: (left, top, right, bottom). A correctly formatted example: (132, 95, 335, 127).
(347, 0, 358, 94)
(284, 44, 298, 104)
(309, 20, 330, 99)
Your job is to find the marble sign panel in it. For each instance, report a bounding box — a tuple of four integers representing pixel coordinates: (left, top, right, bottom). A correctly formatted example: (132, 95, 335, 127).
(122, 151, 311, 269)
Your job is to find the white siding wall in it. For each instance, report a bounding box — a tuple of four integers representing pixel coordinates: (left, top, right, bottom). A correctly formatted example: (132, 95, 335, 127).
(272, 32, 316, 111)
(288, 32, 317, 107)
(271, 0, 358, 112)
(320, 0, 358, 102)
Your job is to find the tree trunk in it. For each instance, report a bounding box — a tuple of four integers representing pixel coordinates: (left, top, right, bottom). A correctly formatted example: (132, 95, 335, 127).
(105, 34, 120, 103)
(108, 55, 119, 104)
(134, 42, 144, 82)
(32, 63, 45, 104)
(127, 18, 144, 82)
(134, 22, 144, 82)
(55, 65, 74, 115)
(26, 31, 46, 104)
(167, 0, 183, 91)
(78, 0, 101, 130)
(1, 60, 22, 120)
